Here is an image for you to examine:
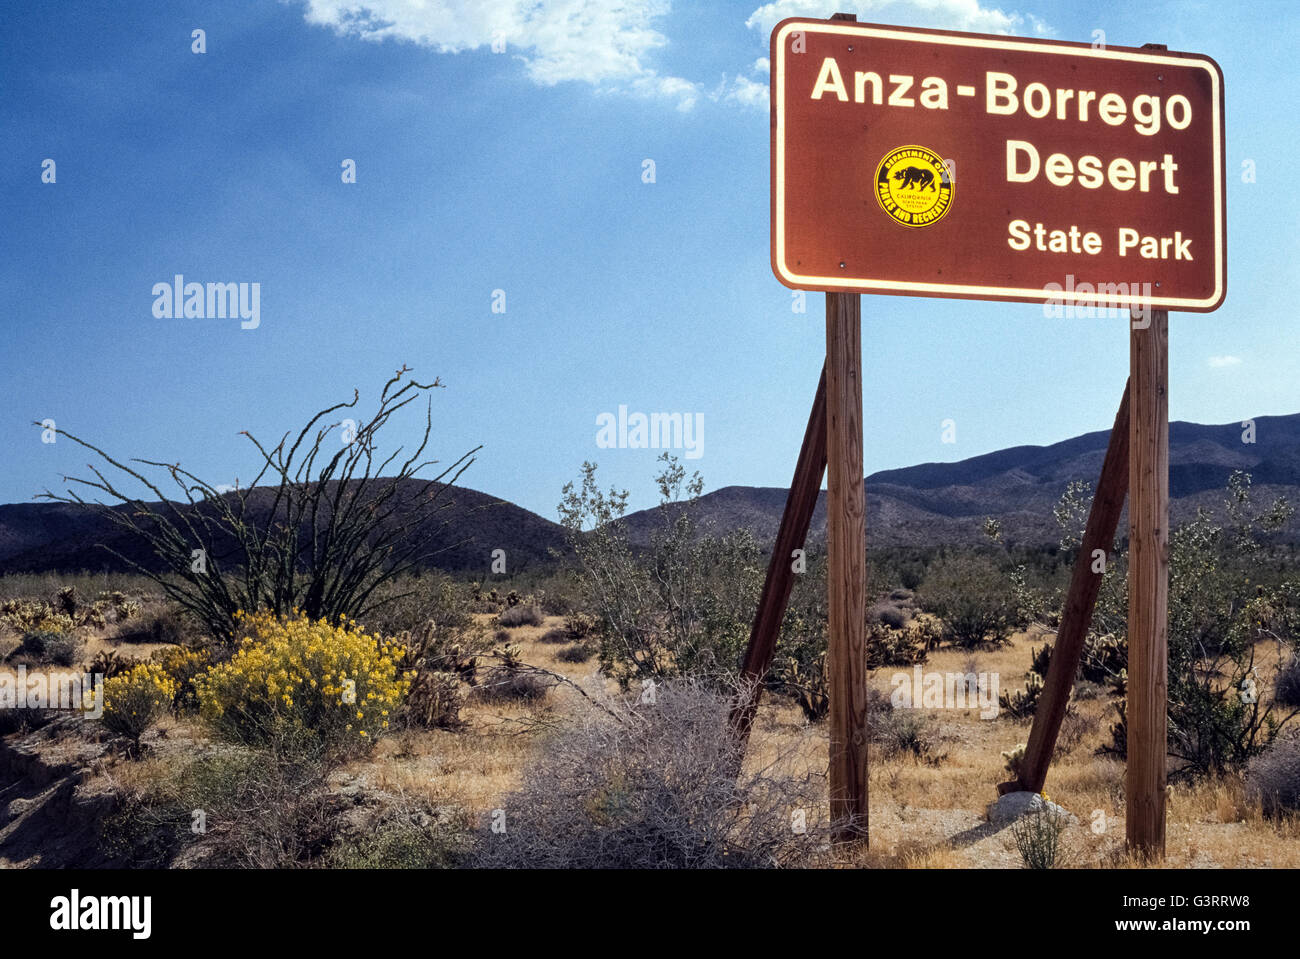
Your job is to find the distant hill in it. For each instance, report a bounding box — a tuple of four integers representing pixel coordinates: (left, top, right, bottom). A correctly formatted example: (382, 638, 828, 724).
(0, 482, 570, 576)
(619, 413, 1300, 548)
(2, 412, 1298, 575)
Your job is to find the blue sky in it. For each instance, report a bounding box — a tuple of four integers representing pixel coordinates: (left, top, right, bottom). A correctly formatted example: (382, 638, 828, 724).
(2, 0, 1297, 521)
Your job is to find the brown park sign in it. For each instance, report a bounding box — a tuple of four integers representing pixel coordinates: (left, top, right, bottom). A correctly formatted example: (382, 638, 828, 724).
(770, 19, 1226, 311)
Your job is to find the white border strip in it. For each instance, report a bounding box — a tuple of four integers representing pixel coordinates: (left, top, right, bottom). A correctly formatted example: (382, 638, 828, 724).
(773, 21, 1225, 310)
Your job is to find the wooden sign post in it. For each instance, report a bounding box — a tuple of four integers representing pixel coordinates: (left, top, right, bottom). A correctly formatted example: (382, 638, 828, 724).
(1127, 306, 1170, 855)
(826, 287, 869, 842)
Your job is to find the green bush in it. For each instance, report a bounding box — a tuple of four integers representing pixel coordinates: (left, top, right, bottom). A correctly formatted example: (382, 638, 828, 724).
(1103, 474, 1299, 779)
(558, 456, 763, 689)
(326, 809, 470, 868)
(919, 553, 1016, 648)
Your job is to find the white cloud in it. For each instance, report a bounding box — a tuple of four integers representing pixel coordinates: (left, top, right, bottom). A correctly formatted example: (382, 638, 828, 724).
(712, 73, 769, 108)
(745, 0, 1054, 38)
(297, 0, 1053, 114)
(297, 0, 699, 109)
(1208, 355, 1243, 368)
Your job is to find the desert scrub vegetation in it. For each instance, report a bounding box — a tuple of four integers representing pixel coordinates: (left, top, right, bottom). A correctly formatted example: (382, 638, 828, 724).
(194, 610, 409, 753)
(101, 731, 469, 869)
(472, 679, 827, 868)
(1100, 474, 1300, 779)
(558, 455, 763, 689)
(919, 552, 1018, 648)
(997, 472, 1300, 787)
(35, 368, 477, 643)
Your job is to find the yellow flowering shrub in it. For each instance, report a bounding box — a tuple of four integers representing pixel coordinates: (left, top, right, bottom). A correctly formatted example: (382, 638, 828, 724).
(194, 610, 409, 750)
(150, 646, 212, 715)
(100, 663, 178, 748)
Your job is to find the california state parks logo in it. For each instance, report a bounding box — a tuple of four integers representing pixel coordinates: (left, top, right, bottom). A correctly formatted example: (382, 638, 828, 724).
(875, 145, 953, 227)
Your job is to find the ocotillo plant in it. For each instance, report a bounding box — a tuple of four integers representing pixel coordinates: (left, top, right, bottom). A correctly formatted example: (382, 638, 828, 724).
(37, 366, 478, 642)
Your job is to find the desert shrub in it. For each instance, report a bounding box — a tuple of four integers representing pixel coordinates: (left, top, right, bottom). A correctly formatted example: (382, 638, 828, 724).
(776, 653, 829, 723)
(386, 617, 487, 729)
(999, 642, 1053, 719)
(88, 649, 130, 681)
(869, 601, 909, 630)
(112, 604, 199, 646)
(0, 598, 75, 635)
(100, 663, 178, 752)
(405, 671, 464, 728)
(563, 611, 595, 640)
(0, 707, 52, 736)
(866, 689, 941, 761)
(999, 672, 1044, 720)
(325, 806, 471, 868)
(539, 627, 569, 644)
(100, 736, 337, 868)
(557, 642, 596, 664)
(15, 629, 83, 666)
(559, 456, 763, 689)
(1275, 652, 1300, 709)
(497, 604, 543, 628)
(919, 553, 1016, 648)
(1001, 743, 1027, 778)
(898, 561, 925, 591)
(771, 554, 831, 722)
(1246, 731, 1300, 817)
(1080, 631, 1127, 687)
(1010, 797, 1068, 869)
(360, 574, 472, 640)
(45, 632, 86, 667)
(864, 621, 927, 668)
(195, 611, 409, 753)
(472, 680, 826, 868)
(476, 666, 552, 702)
(392, 621, 483, 685)
(1103, 479, 1299, 778)
(1054, 704, 1099, 756)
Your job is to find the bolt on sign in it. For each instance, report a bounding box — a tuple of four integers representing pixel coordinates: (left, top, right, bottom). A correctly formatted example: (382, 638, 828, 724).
(770, 19, 1226, 311)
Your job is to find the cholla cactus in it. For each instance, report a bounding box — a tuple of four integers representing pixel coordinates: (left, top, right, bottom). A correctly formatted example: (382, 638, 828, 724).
(495, 642, 524, 671)
(1002, 742, 1027, 777)
(406, 670, 463, 729)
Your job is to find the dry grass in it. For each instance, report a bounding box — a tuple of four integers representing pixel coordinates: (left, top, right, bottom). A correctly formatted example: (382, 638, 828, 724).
(335, 618, 1300, 867)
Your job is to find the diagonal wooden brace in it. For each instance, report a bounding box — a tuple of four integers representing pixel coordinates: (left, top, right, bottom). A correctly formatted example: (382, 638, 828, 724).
(729, 363, 828, 750)
(999, 380, 1131, 796)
